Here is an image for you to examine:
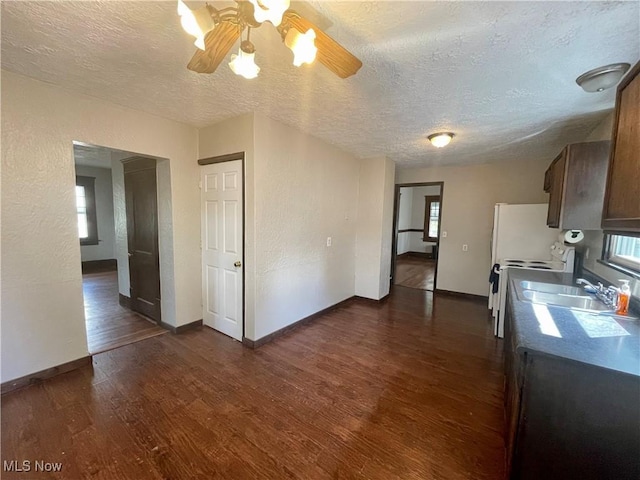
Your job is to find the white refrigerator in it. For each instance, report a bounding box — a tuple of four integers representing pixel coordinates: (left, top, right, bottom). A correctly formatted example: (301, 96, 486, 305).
(488, 203, 559, 310)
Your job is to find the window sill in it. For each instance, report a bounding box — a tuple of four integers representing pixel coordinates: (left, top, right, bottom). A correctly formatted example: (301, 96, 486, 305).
(596, 259, 640, 280)
(80, 239, 99, 246)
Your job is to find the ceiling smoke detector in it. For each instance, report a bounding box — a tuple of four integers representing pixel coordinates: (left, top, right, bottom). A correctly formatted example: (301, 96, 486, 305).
(576, 63, 630, 93)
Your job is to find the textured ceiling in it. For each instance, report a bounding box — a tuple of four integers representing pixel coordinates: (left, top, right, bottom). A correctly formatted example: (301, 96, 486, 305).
(2, 1, 639, 168)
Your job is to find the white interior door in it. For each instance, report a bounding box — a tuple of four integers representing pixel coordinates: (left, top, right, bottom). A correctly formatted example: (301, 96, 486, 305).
(201, 160, 243, 341)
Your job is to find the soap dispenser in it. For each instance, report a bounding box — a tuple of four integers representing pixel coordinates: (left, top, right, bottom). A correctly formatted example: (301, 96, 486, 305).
(616, 280, 631, 315)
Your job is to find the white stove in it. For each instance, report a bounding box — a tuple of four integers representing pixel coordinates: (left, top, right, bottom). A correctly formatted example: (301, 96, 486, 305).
(492, 242, 575, 338)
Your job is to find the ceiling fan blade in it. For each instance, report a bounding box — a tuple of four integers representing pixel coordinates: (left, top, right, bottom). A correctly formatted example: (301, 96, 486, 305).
(283, 12, 362, 79)
(187, 21, 242, 74)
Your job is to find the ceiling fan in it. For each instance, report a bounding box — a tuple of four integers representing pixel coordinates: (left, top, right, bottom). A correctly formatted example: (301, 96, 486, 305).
(177, 0, 362, 79)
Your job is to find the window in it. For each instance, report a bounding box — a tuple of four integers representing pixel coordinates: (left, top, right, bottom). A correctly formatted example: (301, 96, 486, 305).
(603, 234, 640, 276)
(423, 195, 441, 242)
(75, 176, 98, 245)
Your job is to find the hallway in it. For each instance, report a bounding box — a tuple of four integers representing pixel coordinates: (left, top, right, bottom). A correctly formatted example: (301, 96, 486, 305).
(395, 255, 436, 291)
(83, 271, 167, 354)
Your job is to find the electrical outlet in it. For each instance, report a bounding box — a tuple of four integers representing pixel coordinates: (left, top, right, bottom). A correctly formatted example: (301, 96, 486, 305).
(462, 244, 468, 252)
(327, 237, 332, 247)
(442, 231, 447, 238)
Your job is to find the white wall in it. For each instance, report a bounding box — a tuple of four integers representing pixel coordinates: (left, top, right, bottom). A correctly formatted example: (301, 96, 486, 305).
(409, 185, 441, 230)
(398, 187, 414, 230)
(1, 71, 200, 383)
(355, 156, 396, 300)
(396, 157, 549, 296)
(397, 187, 413, 254)
(111, 152, 129, 296)
(75, 165, 116, 262)
(397, 185, 440, 255)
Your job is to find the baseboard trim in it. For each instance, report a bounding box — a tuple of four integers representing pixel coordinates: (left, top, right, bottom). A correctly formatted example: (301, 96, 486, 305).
(242, 297, 355, 349)
(119, 293, 131, 309)
(160, 319, 203, 335)
(397, 252, 434, 260)
(354, 294, 390, 304)
(82, 259, 117, 274)
(435, 289, 488, 303)
(1, 356, 92, 395)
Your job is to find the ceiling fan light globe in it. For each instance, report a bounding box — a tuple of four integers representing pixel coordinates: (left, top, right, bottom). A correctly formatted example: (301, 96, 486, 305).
(194, 36, 206, 51)
(285, 28, 317, 67)
(248, 0, 290, 26)
(177, 0, 215, 45)
(229, 49, 260, 79)
(177, 0, 190, 16)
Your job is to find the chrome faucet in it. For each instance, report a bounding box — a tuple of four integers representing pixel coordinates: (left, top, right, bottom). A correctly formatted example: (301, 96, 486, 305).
(576, 278, 618, 308)
(576, 278, 597, 290)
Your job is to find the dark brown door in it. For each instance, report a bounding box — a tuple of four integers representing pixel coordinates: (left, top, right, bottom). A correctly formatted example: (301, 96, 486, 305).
(124, 157, 161, 322)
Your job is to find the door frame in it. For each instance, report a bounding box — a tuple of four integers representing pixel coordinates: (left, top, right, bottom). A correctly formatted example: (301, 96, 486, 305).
(391, 181, 445, 291)
(197, 151, 246, 340)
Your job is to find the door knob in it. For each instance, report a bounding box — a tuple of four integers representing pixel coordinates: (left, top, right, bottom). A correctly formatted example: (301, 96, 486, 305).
(234, 261, 242, 267)
(128, 253, 133, 257)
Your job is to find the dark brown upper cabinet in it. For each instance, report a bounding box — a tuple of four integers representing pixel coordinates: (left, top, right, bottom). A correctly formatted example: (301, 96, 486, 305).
(544, 141, 611, 229)
(602, 61, 640, 232)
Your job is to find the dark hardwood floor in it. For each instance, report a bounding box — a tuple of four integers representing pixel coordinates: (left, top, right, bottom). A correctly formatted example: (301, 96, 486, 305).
(395, 255, 436, 290)
(83, 271, 167, 354)
(1, 287, 505, 479)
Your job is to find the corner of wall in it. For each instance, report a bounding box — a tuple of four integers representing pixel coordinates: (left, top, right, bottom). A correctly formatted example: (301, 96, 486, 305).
(355, 156, 395, 300)
(379, 158, 396, 298)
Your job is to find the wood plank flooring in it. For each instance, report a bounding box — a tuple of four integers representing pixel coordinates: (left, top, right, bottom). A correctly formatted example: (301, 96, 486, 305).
(1, 287, 505, 479)
(395, 255, 436, 290)
(83, 271, 167, 354)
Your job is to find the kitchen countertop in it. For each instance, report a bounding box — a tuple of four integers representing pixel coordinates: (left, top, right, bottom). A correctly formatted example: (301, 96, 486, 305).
(507, 269, 640, 377)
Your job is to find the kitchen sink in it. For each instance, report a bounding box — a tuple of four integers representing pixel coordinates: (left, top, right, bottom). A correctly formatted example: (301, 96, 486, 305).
(519, 290, 614, 312)
(519, 281, 586, 296)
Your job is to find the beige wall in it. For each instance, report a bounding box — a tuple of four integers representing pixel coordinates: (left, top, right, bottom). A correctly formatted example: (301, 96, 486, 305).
(253, 113, 361, 338)
(379, 157, 396, 299)
(198, 113, 257, 338)
(355, 156, 395, 300)
(198, 113, 367, 340)
(397, 157, 550, 296)
(1, 71, 200, 383)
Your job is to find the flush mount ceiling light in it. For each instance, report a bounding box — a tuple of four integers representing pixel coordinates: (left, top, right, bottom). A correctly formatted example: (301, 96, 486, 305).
(576, 63, 630, 93)
(177, 0, 362, 80)
(428, 132, 454, 148)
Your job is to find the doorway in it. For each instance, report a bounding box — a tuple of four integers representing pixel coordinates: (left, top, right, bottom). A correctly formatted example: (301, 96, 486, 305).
(391, 182, 444, 292)
(73, 143, 167, 354)
(199, 154, 245, 341)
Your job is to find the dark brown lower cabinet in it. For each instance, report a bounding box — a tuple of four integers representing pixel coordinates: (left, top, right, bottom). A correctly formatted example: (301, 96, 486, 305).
(504, 302, 640, 480)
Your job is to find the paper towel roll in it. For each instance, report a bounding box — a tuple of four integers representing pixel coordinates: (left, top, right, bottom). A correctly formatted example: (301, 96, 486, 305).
(560, 230, 584, 244)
